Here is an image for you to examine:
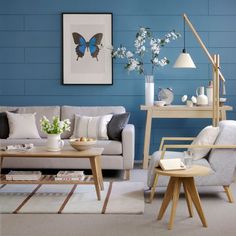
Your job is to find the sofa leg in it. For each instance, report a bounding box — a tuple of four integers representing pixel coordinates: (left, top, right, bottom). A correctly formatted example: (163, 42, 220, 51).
(123, 169, 130, 180)
(223, 185, 234, 203)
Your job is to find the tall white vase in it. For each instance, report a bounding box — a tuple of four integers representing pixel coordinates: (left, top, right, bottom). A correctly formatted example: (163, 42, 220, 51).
(145, 75, 154, 106)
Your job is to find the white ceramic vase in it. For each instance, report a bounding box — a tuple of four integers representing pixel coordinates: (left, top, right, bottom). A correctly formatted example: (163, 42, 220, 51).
(46, 134, 64, 151)
(145, 75, 154, 106)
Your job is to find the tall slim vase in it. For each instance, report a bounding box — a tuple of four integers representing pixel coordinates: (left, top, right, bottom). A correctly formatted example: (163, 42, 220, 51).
(145, 75, 154, 106)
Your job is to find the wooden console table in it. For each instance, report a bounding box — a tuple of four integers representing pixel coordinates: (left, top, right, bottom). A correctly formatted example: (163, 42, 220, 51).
(140, 105, 233, 169)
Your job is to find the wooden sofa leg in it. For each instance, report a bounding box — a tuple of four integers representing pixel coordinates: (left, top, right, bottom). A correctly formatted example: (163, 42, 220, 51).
(123, 169, 130, 180)
(223, 186, 234, 203)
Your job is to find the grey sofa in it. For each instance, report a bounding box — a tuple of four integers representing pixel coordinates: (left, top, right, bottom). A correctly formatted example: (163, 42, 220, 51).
(147, 120, 236, 202)
(0, 106, 135, 179)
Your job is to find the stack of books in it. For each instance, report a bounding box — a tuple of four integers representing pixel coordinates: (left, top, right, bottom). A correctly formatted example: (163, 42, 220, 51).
(55, 171, 85, 181)
(6, 171, 42, 180)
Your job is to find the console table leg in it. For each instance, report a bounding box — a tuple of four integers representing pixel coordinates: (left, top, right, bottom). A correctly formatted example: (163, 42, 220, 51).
(143, 109, 153, 169)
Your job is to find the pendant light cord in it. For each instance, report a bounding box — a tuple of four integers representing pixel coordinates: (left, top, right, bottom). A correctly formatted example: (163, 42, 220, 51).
(183, 17, 186, 53)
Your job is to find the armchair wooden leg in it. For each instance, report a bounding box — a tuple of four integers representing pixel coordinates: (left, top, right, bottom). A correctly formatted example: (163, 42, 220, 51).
(149, 173, 159, 203)
(123, 169, 130, 180)
(223, 186, 234, 203)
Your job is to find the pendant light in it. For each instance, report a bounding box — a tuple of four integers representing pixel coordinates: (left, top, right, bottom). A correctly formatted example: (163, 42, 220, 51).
(173, 17, 196, 68)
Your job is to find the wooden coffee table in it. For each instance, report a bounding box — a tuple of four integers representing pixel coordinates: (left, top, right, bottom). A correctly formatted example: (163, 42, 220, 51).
(0, 147, 104, 200)
(156, 165, 210, 230)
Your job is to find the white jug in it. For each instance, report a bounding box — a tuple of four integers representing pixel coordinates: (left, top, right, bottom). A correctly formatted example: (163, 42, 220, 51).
(46, 134, 64, 151)
(196, 86, 208, 106)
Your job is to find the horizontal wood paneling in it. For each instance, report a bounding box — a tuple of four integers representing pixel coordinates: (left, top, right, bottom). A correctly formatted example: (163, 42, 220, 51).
(0, 48, 24, 63)
(0, 15, 24, 30)
(0, 32, 60, 47)
(0, 0, 235, 161)
(0, 0, 208, 15)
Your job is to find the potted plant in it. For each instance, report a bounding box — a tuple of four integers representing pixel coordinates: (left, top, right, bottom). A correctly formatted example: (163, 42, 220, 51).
(40, 116, 71, 151)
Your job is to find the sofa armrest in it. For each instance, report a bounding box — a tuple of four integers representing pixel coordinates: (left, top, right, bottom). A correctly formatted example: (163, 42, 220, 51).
(122, 124, 135, 169)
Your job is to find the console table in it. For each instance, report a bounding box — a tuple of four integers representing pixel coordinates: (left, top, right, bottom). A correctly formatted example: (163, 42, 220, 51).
(140, 105, 233, 169)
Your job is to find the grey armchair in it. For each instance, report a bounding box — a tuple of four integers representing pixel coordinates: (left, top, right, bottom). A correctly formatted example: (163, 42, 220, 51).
(148, 120, 236, 203)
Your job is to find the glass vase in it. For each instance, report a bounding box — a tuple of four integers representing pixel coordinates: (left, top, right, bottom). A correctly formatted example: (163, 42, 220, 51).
(145, 75, 154, 106)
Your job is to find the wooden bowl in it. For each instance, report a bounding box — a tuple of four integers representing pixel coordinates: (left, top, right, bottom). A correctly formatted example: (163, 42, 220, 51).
(69, 139, 97, 151)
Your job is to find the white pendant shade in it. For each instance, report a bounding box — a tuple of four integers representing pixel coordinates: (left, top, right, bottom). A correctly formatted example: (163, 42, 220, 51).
(173, 52, 196, 68)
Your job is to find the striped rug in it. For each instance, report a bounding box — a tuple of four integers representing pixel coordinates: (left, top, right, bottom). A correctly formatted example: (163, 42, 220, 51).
(0, 182, 144, 214)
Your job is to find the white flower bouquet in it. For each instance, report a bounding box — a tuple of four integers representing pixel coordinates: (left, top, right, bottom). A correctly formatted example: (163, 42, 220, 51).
(112, 27, 180, 75)
(40, 116, 71, 134)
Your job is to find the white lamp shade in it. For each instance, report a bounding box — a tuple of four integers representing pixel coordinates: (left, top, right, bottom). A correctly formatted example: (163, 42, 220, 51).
(173, 52, 196, 68)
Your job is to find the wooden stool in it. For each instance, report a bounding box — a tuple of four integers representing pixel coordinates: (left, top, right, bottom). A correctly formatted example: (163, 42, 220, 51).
(156, 165, 210, 230)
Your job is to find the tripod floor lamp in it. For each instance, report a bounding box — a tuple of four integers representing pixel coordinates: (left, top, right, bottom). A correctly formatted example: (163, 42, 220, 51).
(174, 13, 226, 127)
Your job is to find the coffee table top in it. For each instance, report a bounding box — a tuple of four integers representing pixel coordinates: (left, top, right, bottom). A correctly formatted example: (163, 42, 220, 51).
(0, 146, 104, 158)
(156, 165, 211, 177)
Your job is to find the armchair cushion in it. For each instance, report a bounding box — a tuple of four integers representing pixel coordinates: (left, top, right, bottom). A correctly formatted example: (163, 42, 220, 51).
(208, 121, 236, 178)
(188, 125, 219, 160)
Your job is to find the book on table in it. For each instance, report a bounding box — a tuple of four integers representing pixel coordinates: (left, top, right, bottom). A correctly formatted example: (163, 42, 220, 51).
(55, 170, 85, 181)
(159, 158, 186, 171)
(6, 171, 42, 180)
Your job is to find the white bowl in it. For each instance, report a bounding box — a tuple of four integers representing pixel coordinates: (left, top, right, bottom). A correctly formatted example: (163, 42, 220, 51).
(69, 139, 97, 151)
(154, 101, 166, 107)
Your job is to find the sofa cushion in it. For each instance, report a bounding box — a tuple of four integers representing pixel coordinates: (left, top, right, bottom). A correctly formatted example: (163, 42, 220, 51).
(7, 112, 41, 139)
(107, 112, 130, 141)
(0, 110, 18, 139)
(61, 106, 126, 139)
(72, 114, 113, 140)
(0, 139, 122, 155)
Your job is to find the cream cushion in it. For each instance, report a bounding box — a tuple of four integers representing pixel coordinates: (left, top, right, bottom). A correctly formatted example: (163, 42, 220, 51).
(72, 114, 113, 140)
(6, 112, 40, 139)
(188, 125, 219, 160)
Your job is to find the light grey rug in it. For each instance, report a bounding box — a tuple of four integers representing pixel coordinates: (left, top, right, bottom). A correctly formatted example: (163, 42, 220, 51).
(0, 181, 144, 214)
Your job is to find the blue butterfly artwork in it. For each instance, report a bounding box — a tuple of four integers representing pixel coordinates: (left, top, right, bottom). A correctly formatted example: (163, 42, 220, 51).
(72, 33, 103, 61)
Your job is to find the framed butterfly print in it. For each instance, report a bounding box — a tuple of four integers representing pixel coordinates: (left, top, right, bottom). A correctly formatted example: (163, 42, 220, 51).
(62, 13, 113, 85)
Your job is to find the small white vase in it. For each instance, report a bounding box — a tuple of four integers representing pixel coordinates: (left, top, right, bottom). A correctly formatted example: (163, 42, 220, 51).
(46, 134, 64, 152)
(145, 75, 154, 106)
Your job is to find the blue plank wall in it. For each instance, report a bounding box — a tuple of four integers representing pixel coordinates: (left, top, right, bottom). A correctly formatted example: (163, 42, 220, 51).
(0, 0, 236, 161)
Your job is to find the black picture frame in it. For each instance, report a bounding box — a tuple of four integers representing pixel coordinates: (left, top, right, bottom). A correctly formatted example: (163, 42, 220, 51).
(62, 13, 113, 85)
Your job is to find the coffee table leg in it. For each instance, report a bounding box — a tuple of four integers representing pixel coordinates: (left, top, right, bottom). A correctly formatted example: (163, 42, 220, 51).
(96, 156, 104, 191)
(183, 179, 193, 217)
(157, 177, 176, 220)
(184, 177, 208, 227)
(89, 157, 101, 201)
(168, 177, 181, 230)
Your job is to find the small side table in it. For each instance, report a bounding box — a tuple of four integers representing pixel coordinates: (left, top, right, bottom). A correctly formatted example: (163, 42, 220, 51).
(156, 165, 210, 230)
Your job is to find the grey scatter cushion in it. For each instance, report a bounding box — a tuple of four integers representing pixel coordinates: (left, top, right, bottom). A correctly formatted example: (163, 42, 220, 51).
(0, 110, 18, 139)
(107, 113, 130, 141)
